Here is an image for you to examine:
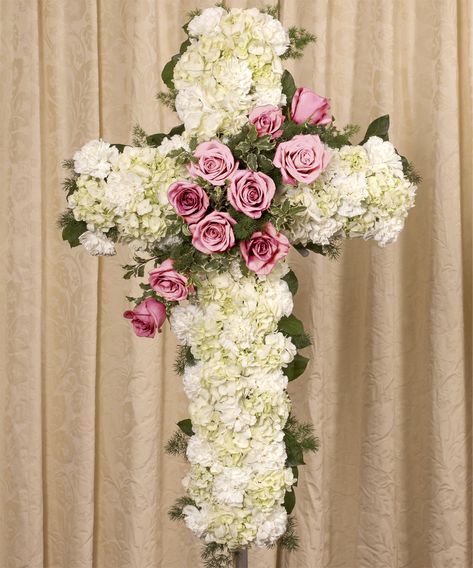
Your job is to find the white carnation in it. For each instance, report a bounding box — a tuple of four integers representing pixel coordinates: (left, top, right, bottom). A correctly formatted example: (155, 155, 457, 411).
(255, 507, 288, 546)
(363, 136, 403, 176)
(187, 7, 226, 37)
(78, 230, 116, 256)
(73, 139, 118, 179)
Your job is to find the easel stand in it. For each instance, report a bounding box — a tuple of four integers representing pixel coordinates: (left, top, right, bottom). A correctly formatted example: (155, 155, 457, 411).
(234, 549, 248, 568)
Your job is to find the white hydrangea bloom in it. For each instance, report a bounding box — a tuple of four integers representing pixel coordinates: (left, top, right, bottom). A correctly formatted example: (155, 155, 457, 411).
(68, 136, 189, 246)
(283, 137, 416, 247)
(173, 7, 289, 139)
(174, 269, 298, 548)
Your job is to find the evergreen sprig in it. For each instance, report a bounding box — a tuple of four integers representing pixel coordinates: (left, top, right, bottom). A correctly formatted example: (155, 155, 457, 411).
(62, 177, 78, 197)
(278, 517, 300, 551)
(282, 27, 317, 60)
(168, 496, 196, 521)
(285, 414, 319, 453)
(156, 89, 177, 110)
(62, 158, 75, 171)
(261, 5, 279, 17)
(201, 543, 233, 568)
(165, 430, 188, 456)
(174, 345, 196, 376)
(132, 125, 148, 147)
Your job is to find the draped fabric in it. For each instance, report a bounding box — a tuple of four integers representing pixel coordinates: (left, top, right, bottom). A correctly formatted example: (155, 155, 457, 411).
(1, 0, 471, 566)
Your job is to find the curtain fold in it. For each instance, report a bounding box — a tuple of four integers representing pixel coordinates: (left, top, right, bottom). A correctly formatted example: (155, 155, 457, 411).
(1, 1, 471, 567)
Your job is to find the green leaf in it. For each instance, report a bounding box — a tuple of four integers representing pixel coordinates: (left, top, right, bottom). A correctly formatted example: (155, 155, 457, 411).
(111, 143, 126, 153)
(281, 70, 297, 105)
(291, 466, 299, 486)
(284, 431, 305, 466)
(293, 244, 310, 257)
(284, 353, 309, 382)
(291, 334, 312, 349)
(360, 114, 390, 144)
(168, 123, 185, 137)
(161, 55, 179, 89)
(62, 220, 87, 248)
(282, 270, 299, 295)
(146, 132, 166, 147)
(278, 314, 305, 337)
(284, 489, 296, 514)
(177, 419, 194, 436)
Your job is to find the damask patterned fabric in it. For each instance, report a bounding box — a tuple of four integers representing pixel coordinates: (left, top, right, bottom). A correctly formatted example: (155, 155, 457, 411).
(0, 1, 471, 567)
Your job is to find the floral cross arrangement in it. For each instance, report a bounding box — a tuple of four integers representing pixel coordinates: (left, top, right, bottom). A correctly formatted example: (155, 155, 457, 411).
(58, 5, 419, 567)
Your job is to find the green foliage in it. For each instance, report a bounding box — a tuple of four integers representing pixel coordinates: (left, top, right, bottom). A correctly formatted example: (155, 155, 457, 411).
(156, 88, 177, 110)
(261, 4, 278, 17)
(283, 353, 309, 381)
(282, 27, 317, 60)
(177, 418, 194, 436)
(111, 143, 126, 152)
(282, 269, 299, 295)
(360, 114, 390, 144)
(401, 156, 422, 185)
(165, 430, 188, 456)
(122, 255, 151, 279)
(62, 177, 78, 197)
(281, 70, 297, 105)
(132, 124, 148, 146)
(278, 314, 312, 349)
(229, 208, 267, 240)
(226, 123, 276, 171)
(284, 488, 296, 514)
(174, 345, 196, 375)
(284, 430, 305, 466)
(293, 241, 341, 260)
(285, 414, 320, 453)
(61, 216, 87, 248)
(201, 543, 233, 568)
(62, 158, 75, 171)
(278, 517, 300, 552)
(162, 39, 191, 89)
(168, 496, 196, 521)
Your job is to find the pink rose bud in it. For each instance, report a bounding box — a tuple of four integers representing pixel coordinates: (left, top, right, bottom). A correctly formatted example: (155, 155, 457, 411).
(188, 140, 238, 186)
(273, 134, 331, 186)
(148, 259, 193, 302)
(168, 180, 209, 224)
(291, 87, 332, 125)
(228, 170, 276, 219)
(249, 104, 285, 139)
(190, 211, 236, 254)
(123, 297, 166, 338)
(240, 222, 290, 275)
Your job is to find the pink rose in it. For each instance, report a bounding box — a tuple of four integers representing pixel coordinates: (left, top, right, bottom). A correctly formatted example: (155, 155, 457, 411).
(249, 105, 285, 139)
(240, 222, 290, 275)
(291, 87, 332, 125)
(188, 140, 238, 186)
(123, 298, 166, 338)
(191, 211, 236, 254)
(228, 170, 276, 219)
(149, 259, 193, 301)
(168, 180, 209, 224)
(273, 134, 331, 186)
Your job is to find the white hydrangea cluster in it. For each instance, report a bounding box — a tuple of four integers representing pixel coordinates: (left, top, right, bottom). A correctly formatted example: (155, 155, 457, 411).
(173, 7, 289, 140)
(170, 262, 297, 548)
(284, 136, 417, 247)
(68, 136, 189, 244)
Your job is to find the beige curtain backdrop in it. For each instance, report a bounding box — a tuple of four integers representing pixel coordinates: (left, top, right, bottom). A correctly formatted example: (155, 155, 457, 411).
(1, 0, 472, 567)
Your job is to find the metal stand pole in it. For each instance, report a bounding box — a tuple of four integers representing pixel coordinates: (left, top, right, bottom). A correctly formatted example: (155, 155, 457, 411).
(234, 549, 248, 568)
